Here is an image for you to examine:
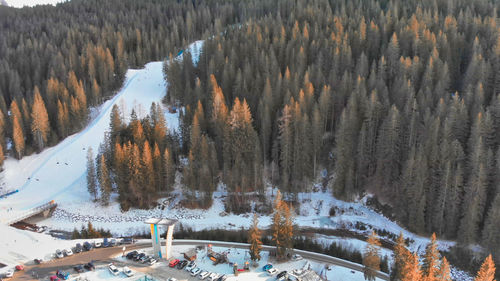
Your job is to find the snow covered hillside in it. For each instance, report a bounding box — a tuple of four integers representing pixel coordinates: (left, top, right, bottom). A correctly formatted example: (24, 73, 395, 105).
(4, 0, 66, 8)
(0, 40, 204, 224)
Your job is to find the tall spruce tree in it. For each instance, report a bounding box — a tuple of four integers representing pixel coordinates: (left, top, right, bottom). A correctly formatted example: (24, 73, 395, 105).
(86, 147, 98, 201)
(363, 231, 381, 281)
(474, 255, 496, 281)
(248, 213, 263, 261)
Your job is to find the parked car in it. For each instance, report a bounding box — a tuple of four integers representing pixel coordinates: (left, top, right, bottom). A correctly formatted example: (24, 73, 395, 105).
(56, 270, 69, 280)
(84, 262, 95, 271)
(185, 261, 196, 271)
(291, 254, 303, 261)
(263, 264, 273, 271)
(49, 275, 60, 281)
(267, 268, 278, 275)
(34, 258, 43, 264)
(63, 248, 73, 256)
(94, 241, 102, 248)
(198, 270, 210, 279)
(15, 265, 24, 271)
(139, 255, 149, 263)
(176, 260, 188, 269)
(190, 267, 201, 277)
(134, 253, 145, 262)
(3, 270, 13, 278)
(216, 275, 227, 281)
(276, 271, 288, 280)
(121, 237, 134, 244)
(110, 238, 117, 246)
(167, 278, 178, 281)
(122, 266, 134, 277)
(208, 272, 220, 281)
(55, 249, 64, 258)
(73, 265, 84, 273)
(83, 241, 92, 251)
(169, 259, 180, 267)
(75, 243, 82, 253)
(108, 263, 119, 276)
(147, 258, 157, 266)
(126, 251, 138, 259)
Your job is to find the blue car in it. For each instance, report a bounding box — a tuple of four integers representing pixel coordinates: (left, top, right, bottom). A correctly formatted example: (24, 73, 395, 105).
(262, 264, 273, 271)
(56, 270, 70, 280)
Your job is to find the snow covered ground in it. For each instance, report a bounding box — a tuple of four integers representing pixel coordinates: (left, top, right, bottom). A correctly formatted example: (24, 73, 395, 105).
(0, 40, 203, 226)
(4, 0, 67, 8)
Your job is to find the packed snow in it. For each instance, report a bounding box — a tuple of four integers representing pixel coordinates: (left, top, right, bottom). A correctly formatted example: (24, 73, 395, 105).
(4, 0, 66, 8)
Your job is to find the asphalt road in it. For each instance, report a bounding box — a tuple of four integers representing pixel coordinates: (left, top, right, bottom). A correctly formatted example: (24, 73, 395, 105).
(10, 240, 389, 281)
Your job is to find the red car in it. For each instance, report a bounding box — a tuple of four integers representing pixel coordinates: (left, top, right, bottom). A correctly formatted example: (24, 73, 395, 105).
(169, 259, 180, 267)
(15, 265, 24, 271)
(50, 276, 61, 281)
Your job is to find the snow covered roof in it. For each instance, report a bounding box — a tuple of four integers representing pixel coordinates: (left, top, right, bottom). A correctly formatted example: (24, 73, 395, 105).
(144, 218, 178, 226)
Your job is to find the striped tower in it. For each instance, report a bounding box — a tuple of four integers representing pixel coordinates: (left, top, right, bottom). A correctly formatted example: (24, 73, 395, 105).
(145, 218, 178, 260)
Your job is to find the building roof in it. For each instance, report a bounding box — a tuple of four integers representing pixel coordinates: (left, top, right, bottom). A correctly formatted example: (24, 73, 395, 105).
(144, 218, 178, 226)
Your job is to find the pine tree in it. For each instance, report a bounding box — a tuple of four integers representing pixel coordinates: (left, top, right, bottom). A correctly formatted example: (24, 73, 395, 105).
(436, 257, 452, 281)
(422, 233, 440, 281)
(474, 255, 496, 281)
(86, 147, 98, 201)
(271, 190, 284, 258)
(481, 192, 500, 261)
(12, 115, 24, 159)
(391, 232, 411, 281)
(163, 148, 175, 192)
(280, 202, 294, 259)
(248, 213, 263, 261)
(98, 154, 112, 205)
(31, 86, 50, 151)
(141, 141, 155, 207)
(401, 253, 423, 281)
(363, 231, 381, 281)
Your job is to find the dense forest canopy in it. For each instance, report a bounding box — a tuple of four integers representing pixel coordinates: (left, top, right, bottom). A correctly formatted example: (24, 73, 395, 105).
(163, 0, 500, 267)
(1, 0, 500, 276)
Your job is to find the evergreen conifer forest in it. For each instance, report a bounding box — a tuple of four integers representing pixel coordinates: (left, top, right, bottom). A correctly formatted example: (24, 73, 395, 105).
(1, 0, 499, 277)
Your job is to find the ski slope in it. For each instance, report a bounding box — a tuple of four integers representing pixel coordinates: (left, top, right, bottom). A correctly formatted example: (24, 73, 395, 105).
(0, 40, 204, 224)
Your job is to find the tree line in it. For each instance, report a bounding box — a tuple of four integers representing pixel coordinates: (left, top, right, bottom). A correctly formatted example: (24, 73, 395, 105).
(163, 0, 500, 266)
(0, 0, 277, 166)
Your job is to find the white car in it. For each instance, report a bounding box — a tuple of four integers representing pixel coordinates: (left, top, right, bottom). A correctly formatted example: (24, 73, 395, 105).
(167, 278, 178, 281)
(4, 270, 14, 278)
(198, 270, 210, 279)
(208, 272, 220, 281)
(94, 241, 102, 248)
(55, 249, 64, 258)
(267, 268, 278, 275)
(185, 262, 196, 271)
(148, 258, 157, 265)
(108, 263, 119, 276)
(64, 248, 73, 256)
(291, 254, 303, 261)
(122, 266, 134, 277)
(190, 267, 201, 277)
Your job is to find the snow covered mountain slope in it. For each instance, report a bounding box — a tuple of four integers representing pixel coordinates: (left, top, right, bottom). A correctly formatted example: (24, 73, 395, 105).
(5, 0, 66, 8)
(0, 40, 204, 224)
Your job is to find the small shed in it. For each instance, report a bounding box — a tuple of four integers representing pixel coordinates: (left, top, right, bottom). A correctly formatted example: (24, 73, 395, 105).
(183, 249, 197, 261)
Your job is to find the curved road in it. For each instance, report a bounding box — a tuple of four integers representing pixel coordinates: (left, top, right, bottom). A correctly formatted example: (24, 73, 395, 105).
(11, 240, 389, 281)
